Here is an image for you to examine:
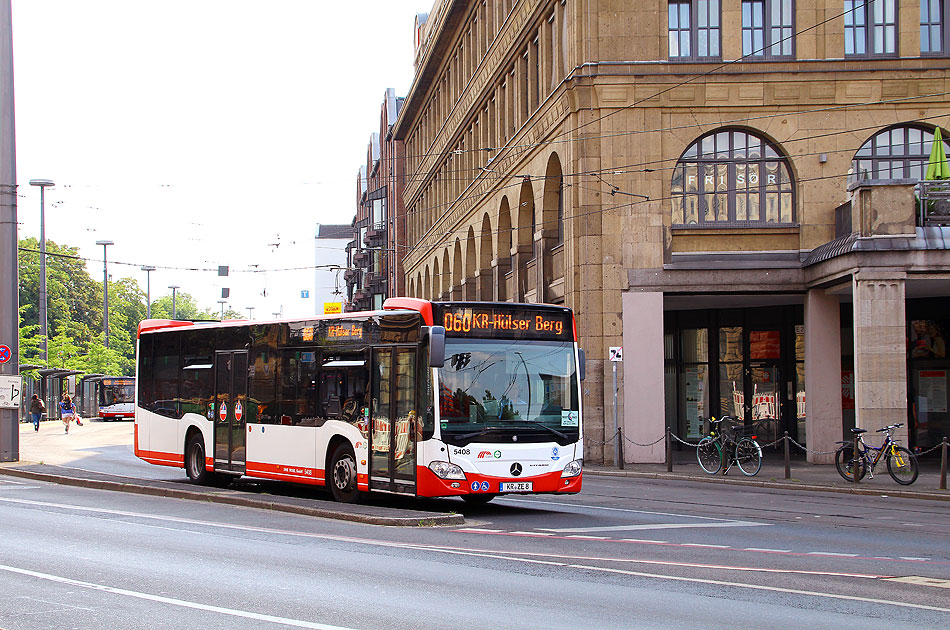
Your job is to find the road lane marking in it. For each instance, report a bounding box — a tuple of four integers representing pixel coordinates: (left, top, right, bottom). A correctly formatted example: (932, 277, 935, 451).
(566, 564, 950, 614)
(886, 576, 950, 589)
(449, 529, 950, 566)
(0, 563, 357, 629)
(808, 552, 860, 557)
(539, 521, 766, 534)
(498, 496, 764, 523)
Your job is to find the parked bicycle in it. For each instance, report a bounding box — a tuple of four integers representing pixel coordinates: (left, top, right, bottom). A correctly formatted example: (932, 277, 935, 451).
(834, 423, 919, 485)
(696, 416, 763, 476)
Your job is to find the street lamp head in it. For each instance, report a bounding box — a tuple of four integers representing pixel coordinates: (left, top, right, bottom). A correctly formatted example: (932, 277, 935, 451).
(95, 239, 114, 246)
(141, 265, 156, 272)
(168, 284, 179, 290)
(29, 179, 54, 187)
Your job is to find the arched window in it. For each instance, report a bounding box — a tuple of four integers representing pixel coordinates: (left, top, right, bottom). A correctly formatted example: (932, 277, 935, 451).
(851, 124, 950, 182)
(671, 129, 794, 227)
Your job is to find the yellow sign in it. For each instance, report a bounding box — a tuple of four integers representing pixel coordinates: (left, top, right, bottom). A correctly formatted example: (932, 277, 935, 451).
(324, 302, 343, 315)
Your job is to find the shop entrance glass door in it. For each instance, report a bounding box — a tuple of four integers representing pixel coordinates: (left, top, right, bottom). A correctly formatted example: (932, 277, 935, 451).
(749, 329, 781, 445)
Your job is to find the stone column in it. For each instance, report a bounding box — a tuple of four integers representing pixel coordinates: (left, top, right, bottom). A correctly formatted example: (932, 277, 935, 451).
(621, 291, 665, 463)
(804, 289, 842, 463)
(852, 272, 908, 442)
(492, 258, 510, 301)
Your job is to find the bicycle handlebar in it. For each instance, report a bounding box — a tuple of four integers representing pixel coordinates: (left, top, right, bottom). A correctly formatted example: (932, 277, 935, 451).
(876, 422, 904, 433)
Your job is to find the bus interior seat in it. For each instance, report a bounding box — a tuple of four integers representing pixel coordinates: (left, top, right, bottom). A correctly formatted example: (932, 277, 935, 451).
(327, 395, 342, 418)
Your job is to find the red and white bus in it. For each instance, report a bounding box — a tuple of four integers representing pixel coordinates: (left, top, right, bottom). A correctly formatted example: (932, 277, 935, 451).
(134, 298, 584, 503)
(78, 375, 136, 420)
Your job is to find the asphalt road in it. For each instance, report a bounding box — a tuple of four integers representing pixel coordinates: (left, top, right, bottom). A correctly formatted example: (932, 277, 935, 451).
(1, 421, 949, 628)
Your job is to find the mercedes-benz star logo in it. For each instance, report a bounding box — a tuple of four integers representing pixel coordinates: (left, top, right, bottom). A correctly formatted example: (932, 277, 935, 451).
(510, 463, 522, 477)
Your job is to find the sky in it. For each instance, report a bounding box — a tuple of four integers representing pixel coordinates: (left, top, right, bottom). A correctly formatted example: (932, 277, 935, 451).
(11, 0, 428, 319)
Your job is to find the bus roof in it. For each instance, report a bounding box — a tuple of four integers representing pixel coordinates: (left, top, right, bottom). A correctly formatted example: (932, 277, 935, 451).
(137, 308, 421, 337)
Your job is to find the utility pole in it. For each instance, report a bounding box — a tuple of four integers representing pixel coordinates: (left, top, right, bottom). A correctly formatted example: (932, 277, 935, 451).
(1, 0, 20, 462)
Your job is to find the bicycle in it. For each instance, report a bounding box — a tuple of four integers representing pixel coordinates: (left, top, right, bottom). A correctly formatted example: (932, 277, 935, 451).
(696, 416, 763, 476)
(834, 423, 919, 485)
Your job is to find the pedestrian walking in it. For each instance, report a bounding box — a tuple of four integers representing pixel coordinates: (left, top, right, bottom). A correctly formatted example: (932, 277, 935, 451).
(29, 394, 45, 431)
(60, 394, 76, 434)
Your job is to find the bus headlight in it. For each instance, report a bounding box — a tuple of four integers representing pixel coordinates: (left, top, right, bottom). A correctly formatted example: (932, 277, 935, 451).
(561, 459, 583, 478)
(429, 461, 466, 480)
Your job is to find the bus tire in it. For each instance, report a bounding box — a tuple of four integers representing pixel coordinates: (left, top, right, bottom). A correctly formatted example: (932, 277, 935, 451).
(329, 442, 360, 503)
(185, 433, 213, 485)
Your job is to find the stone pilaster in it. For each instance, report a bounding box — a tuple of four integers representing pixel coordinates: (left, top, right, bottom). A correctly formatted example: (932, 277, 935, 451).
(621, 291, 665, 463)
(852, 273, 908, 443)
(804, 288, 842, 463)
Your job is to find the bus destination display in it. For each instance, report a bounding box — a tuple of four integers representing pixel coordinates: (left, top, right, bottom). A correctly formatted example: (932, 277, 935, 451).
(436, 305, 571, 341)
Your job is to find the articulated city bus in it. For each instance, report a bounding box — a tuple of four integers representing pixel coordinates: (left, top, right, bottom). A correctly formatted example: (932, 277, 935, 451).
(78, 375, 136, 420)
(134, 298, 584, 503)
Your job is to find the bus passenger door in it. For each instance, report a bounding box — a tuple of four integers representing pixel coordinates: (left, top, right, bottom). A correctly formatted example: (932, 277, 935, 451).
(369, 347, 416, 493)
(214, 351, 248, 474)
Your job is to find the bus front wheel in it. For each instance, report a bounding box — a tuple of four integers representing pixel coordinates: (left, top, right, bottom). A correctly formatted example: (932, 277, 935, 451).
(329, 443, 360, 503)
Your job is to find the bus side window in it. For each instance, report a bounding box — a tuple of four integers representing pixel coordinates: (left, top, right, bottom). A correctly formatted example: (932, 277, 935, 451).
(138, 335, 154, 411)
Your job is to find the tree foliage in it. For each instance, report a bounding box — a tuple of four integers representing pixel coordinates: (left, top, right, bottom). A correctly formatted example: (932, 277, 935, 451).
(17, 238, 221, 377)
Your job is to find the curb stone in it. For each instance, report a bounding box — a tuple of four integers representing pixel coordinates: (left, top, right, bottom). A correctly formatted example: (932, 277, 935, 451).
(0, 465, 465, 527)
(584, 468, 950, 501)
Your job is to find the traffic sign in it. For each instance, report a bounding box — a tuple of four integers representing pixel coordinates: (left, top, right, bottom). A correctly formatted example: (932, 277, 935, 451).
(609, 346, 623, 362)
(234, 401, 243, 422)
(0, 375, 22, 409)
(218, 401, 228, 422)
(0, 344, 11, 363)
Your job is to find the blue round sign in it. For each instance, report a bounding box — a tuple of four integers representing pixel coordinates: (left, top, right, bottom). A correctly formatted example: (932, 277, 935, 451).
(0, 345, 10, 364)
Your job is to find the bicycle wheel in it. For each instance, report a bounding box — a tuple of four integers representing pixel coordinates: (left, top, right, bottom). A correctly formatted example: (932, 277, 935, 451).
(734, 438, 763, 476)
(886, 446, 919, 485)
(834, 445, 867, 482)
(696, 437, 722, 474)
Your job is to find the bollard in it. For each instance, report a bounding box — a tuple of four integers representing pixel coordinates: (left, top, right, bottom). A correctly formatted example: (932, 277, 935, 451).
(783, 431, 790, 480)
(941, 437, 947, 491)
(666, 427, 673, 473)
(852, 434, 861, 484)
(617, 427, 625, 470)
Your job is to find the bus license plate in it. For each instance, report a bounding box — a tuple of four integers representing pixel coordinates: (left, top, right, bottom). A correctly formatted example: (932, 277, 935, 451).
(500, 481, 533, 492)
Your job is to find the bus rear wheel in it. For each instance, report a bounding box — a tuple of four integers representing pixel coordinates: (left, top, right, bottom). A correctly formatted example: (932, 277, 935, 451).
(185, 433, 213, 485)
(329, 443, 360, 503)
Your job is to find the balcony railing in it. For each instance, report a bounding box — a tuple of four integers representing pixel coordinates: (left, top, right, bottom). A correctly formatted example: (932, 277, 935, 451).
(918, 180, 950, 226)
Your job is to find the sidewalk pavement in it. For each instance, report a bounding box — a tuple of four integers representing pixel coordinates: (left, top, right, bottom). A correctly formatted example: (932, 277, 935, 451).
(584, 449, 950, 501)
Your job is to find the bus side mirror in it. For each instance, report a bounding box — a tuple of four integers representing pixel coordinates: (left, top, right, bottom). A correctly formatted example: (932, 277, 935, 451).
(578, 348, 586, 381)
(425, 326, 446, 368)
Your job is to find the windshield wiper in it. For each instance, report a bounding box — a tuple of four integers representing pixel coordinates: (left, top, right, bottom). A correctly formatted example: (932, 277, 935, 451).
(519, 421, 569, 440)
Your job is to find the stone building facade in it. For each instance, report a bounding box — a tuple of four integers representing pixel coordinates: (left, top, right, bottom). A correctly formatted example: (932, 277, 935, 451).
(347, 89, 406, 311)
(391, 0, 950, 464)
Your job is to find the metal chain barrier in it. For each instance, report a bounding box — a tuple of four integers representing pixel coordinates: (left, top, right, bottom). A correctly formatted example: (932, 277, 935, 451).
(621, 433, 666, 448)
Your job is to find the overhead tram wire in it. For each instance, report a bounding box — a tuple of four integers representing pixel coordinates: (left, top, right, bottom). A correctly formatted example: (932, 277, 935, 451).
(395, 1, 886, 188)
(398, 112, 950, 255)
(549, 1, 884, 142)
(397, 96, 950, 246)
(15, 247, 364, 275)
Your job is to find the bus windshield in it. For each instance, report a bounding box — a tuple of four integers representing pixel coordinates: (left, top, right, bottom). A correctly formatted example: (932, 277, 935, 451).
(437, 338, 579, 446)
(102, 383, 135, 406)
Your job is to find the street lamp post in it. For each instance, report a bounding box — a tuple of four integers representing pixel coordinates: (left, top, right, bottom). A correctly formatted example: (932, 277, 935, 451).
(1, 0, 20, 462)
(168, 285, 180, 319)
(29, 178, 53, 366)
(217, 299, 227, 320)
(247, 306, 255, 320)
(140, 265, 155, 318)
(95, 240, 114, 348)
